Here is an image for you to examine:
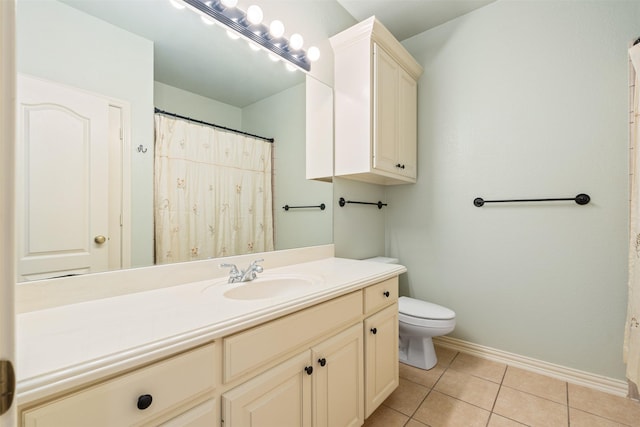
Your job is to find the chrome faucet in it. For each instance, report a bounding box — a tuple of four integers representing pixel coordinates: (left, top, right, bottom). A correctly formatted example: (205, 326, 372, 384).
(220, 259, 264, 283)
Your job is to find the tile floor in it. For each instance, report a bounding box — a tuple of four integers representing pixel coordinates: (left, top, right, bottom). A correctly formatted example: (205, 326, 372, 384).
(363, 345, 640, 427)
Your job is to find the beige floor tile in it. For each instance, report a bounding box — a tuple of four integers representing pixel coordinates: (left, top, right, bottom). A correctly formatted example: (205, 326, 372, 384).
(487, 414, 528, 427)
(502, 366, 567, 404)
(493, 386, 568, 427)
(434, 368, 500, 410)
(568, 383, 640, 426)
(383, 378, 430, 416)
(405, 419, 429, 427)
(362, 405, 409, 427)
(434, 344, 458, 367)
(400, 361, 446, 388)
(413, 390, 491, 427)
(569, 407, 628, 426)
(448, 352, 507, 383)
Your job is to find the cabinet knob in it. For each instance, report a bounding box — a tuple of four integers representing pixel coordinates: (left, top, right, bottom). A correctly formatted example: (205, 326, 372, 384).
(370, 327, 378, 335)
(137, 394, 153, 410)
(318, 358, 327, 367)
(383, 291, 390, 297)
(305, 366, 313, 375)
(395, 163, 405, 169)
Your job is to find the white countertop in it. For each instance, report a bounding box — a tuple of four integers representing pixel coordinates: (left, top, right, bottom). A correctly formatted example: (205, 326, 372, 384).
(16, 257, 406, 404)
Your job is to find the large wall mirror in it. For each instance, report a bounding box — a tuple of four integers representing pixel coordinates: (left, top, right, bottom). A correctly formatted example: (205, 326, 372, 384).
(15, 0, 339, 282)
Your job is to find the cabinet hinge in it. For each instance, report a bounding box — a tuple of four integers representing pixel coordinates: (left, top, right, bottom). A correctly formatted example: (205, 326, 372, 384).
(0, 360, 15, 416)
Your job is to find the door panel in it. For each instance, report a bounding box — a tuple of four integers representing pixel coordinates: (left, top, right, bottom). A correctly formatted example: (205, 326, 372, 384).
(16, 75, 110, 281)
(364, 304, 399, 417)
(312, 324, 364, 427)
(222, 351, 312, 427)
(372, 43, 398, 174)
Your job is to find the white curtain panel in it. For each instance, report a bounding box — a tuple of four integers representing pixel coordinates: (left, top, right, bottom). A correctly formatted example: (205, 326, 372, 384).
(154, 114, 274, 264)
(626, 42, 640, 400)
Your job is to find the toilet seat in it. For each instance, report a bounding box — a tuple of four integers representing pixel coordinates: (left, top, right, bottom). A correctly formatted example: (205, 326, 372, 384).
(399, 296, 455, 320)
(399, 312, 456, 329)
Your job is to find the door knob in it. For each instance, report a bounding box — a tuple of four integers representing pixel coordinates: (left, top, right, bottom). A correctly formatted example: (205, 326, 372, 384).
(94, 235, 106, 244)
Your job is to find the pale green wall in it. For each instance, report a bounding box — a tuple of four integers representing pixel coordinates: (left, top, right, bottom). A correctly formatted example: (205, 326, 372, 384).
(17, 0, 154, 267)
(154, 81, 241, 129)
(387, 0, 640, 380)
(242, 83, 333, 250)
(333, 178, 386, 260)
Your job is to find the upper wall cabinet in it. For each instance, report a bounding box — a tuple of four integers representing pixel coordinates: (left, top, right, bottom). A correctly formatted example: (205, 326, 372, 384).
(330, 17, 423, 185)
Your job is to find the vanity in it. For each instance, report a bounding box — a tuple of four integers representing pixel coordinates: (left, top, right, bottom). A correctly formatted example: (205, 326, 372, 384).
(15, 247, 405, 427)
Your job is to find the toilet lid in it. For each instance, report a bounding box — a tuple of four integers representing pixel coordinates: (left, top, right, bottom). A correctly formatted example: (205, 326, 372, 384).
(399, 296, 455, 320)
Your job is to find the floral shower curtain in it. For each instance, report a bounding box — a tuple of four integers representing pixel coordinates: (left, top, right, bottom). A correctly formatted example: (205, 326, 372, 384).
(626, 41, 640, 400)
(154, 114, 274, 264)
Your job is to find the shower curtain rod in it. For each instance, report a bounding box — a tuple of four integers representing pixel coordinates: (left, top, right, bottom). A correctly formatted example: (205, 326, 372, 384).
(154, 107, 274, 143)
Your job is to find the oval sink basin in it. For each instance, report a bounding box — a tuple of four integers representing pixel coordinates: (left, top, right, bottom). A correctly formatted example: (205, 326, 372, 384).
(222, 275, 321, 300)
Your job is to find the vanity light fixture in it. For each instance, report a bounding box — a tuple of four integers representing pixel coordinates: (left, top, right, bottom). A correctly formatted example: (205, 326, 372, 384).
(177, 0, 317, 72)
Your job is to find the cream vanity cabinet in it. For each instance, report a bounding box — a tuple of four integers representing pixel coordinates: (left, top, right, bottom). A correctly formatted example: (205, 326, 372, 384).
(21, 343, 220, 427)
(20, 277, 399, 427)
(330, 16, 423, 185)
(222, 279, 399, 427)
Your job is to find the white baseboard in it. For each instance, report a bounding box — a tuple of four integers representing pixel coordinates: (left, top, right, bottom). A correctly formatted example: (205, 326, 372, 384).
(433, 336, 629, 398)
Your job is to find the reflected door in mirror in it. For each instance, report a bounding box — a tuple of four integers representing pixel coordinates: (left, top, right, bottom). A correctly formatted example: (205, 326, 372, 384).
(16, 75, 121, 281)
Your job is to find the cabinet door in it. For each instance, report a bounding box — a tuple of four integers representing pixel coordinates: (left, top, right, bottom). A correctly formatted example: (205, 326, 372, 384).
(372, 43, 399, 175)
(222, 351, 312, 427)
(364, 304, 399, 418)
(312, 324, 364, 427)
(397, 68, 418, 179)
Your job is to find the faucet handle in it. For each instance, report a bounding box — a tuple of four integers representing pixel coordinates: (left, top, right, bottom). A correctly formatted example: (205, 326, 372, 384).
(220, 263, 239, 274)
(250, 258, 264, 273)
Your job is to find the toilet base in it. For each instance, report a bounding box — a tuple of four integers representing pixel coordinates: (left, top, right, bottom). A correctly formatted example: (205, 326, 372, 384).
(399, 335, 437, 370)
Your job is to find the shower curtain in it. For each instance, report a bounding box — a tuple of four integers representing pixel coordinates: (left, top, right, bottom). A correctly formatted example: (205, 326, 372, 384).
(154, 114, 274, 264)
(626, 42, 640, 400)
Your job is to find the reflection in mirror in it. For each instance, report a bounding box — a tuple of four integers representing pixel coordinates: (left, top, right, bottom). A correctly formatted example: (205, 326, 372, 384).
(15, 0, 333, 282)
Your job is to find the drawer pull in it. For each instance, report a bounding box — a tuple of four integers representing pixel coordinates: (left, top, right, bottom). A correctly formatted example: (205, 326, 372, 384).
(383, 291, 390, 297)
(370, 327, 377, 335)
(318, 358, 327, 367)
(304, 366, 313, 375)
(395, 163, 406, 169)
(137, 394, 153, 410)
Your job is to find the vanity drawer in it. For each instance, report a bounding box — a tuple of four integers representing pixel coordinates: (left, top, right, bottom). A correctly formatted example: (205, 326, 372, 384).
(224, 291, 362, 383)
(364, 277, 398, 315)
(22, 343, 218, 427)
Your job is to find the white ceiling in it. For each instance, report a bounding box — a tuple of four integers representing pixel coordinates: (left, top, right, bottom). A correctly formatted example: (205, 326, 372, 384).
(336, 0, 496, 41)
(55, 0, 495, 107)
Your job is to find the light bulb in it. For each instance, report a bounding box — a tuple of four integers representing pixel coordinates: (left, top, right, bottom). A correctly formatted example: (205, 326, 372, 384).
(269, 20, 285, 38)
(220, 0, 237, 7)
(307, 46, 320, 62)
(169, 0, 185, 10)
(226, 30, 240, 40)
(201, 15, 215, 25)
(289, 33, 303, 51)
(246, 5, 263, 25)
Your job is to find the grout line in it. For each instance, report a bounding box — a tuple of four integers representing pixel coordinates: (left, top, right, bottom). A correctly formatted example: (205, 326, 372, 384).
(485, 364, 509, 426)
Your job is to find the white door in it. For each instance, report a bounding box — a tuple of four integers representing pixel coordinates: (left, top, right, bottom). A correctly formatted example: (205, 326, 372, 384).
(1, 1, 17, 425)
(16, 75, 111, 281)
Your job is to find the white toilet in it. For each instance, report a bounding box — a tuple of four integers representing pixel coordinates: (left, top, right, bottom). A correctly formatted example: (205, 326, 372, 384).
(364, 257, 456, 370)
